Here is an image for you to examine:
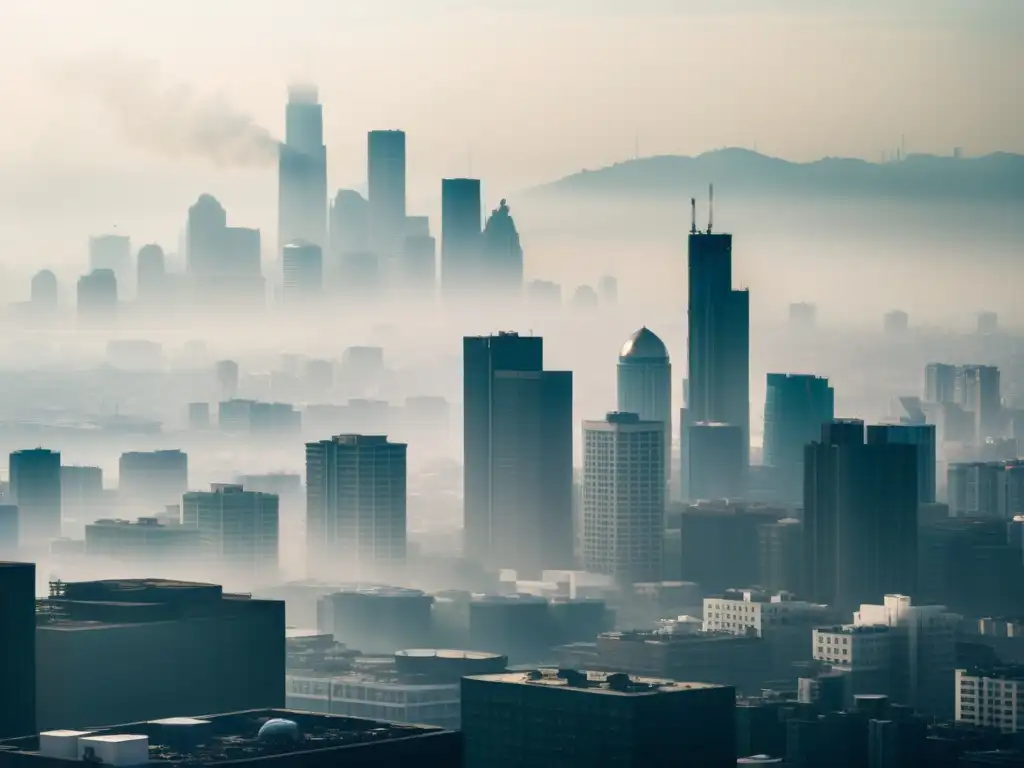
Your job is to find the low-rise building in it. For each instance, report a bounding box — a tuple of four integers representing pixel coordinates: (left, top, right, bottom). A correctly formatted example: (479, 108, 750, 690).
(956, 666, 1024, 733)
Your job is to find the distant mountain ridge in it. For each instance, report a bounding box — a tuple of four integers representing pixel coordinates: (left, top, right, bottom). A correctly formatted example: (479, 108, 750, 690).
(527, 148, 1024, 200)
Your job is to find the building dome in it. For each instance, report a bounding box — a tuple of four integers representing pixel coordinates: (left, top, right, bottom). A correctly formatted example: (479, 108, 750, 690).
(619, 327, 668, 360)
(257, 718, 300, 743)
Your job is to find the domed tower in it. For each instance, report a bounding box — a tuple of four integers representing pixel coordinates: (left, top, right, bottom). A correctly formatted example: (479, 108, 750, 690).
(30, 269, 58, 306)
(617, 327, 672, 476)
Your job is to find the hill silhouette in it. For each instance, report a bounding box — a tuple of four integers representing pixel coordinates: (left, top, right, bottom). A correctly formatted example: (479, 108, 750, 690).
(526, 148, 1024, 201)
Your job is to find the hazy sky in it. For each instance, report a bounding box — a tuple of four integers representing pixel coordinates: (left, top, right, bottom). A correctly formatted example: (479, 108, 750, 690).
(1, 0, 1020, 192)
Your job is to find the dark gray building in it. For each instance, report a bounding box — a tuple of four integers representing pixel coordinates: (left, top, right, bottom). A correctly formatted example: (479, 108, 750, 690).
(689, 422, 746, 500)
(480, 199, 523, 296)
(763, 373, 835, 502)
(867, 423, 937, 504)
(463, 332, 573, 577)
(441, 178, 481, 297)
(9, 448, 61, 546)
(0, 562, 35, 739)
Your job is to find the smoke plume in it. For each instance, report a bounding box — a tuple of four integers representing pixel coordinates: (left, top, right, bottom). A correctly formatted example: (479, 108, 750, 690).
(56, 57, 281, 169)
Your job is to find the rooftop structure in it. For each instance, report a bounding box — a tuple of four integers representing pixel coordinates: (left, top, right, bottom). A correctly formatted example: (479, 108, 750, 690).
(474, 668, 719, 695)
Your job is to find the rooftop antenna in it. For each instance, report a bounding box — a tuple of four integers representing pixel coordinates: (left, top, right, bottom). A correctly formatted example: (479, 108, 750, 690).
(707, 183, 714, 235)
(690, 198, 697, 235)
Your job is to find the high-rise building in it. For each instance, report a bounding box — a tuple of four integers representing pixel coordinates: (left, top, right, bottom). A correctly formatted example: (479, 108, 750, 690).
(402, 216, 436, 295)
(480, 199, 523, 296)
(461, 670, 736, 768)
(803, 421, 918, 610)
(136, 243, 167, 303)
(924, 363, 957, 404)
(867, 423, 937, 504)
(88, 234, 132, 290)
(367, 129, 407, 272)
(9, 448, 61, 545)
(61, 465, 104, 530)
(281, 240, 323, 301)
(119, 450, 188, 511)
(617, 327, 672, 480)
(686, 214, 750, 465)
(183, 484, 279, 579)
(76, 268, 117, 322)
(441, 178, 482, 297)
(306, 435, 407, 581)
(330, 189, 370, 266)
(278, 84, 327, 253)
(0, 562, 36, 739)
(187, 194, 228, 276)
(958, 365, 1002, 442)
(689, 422, 746, 500)
(463, 332, 574, 577)
(216, 359, 240, 400)
(758, 518, 803, 595)
(582, 412, 666, 584)
(30, 269, 58, 308)
(763, 374, 835, 502)
(186, 195, 264, 303)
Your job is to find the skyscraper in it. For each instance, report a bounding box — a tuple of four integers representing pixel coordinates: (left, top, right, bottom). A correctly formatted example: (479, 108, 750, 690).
(182, 483, 279, 580)
(688, 422, 746, 499)
(119, 450, 188, 511)
(867, 423, 937, 504)
(763, 373, 835, 502)
(76, 269, 118, 323)
(463, 332, 573, 576)
(9, 448, 62, 545)
(685, 204, 750, 467)
(924, 363, 957, 404)
(186, 195, 264, 303)
(30, 270, 58, 308)
(402, 215, 437, 296)
(278, 84, 327, 254)
(480, 199, 523, 296)
(306, 434, 407, 581)
(136, 244, 167, 303)
(617, 327, 672, 480)
(582, 412, 666, 584)
(441, 178, 482, 297)
(89, 234, 132, 292)
(367, 130, 407, 271)
(0, 562, 36, 739)
(281, 240, 323, 301)
(958, 364, 1002, 441)
(803, 420, 918, 610)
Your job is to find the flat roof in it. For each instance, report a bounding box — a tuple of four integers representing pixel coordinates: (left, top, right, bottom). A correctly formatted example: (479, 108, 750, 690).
(469, 669, 724, 696)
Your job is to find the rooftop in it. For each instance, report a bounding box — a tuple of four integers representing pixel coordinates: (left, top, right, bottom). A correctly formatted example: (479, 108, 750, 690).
(618, 327, 668, 361)
(472, 669, 721, 696)
(815, 624, 890, 636)
(0, 710, 447, 764)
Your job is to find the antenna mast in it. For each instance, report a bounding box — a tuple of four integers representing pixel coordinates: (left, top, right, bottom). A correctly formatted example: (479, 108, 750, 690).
(690, 198, 697, 235)
(707, 184, 714, 235)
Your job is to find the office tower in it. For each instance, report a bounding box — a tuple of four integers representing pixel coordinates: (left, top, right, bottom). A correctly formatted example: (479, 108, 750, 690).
(76, 268, 117, 321)
(958, 365, 1002, 441)
(136, 243, 166, 302)
(60, 465, 104, 529)
(527, 279, 561, 307)
(30, 269, 57, 307)
(34, 579, 284, 729)
(89, 233, 132, 289)
(186, 195, 263, 302)
(367, 129, 407, 269)
(278, 84, 327, 253)
(946, 462, 1003, 517)
(924, 363, 957, 404)
(582, 412, 666, 584)
(186, 194, 228, 275)
(0, 506, 18, 556)
(689, 422, 746, 499)
(617, 327, 672, 479)
(330, 189, 370, 291)
(402, 215, 437, 295)
(763, 373, 836, 502)
(119, 450, 188, 511)
(183, 484, 279, 579)
(789, 301, 817, 329)
(686, 207, 750, 464)
(480, 199, 523, 297)
(883, 309, 909, 334)
(867, 423, 937, 504)
(461, 671, 736, 768)
(9, 448, 61, 545)
(306, 435, 407, 580)
(803, 421, 918, 610)
(758, 518, 803, 595)
(977, 311, 998, 335)
(281, 240, 323, 301)
(216, 359, 240, 400)
(598, 275, 618, 304)
(679, 503, 784, 593)
(0, 562, 35, 739)
(463, 332, 574, 577)
(441, 178, 482, 297)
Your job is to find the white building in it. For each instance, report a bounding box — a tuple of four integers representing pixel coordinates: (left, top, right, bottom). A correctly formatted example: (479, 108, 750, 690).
(813, 624, 893, 703)
(956, 667, 1024, 733)
(703, 590, 829, 637)
(182, 483, 279, 580)
(582, 412, 665, 584)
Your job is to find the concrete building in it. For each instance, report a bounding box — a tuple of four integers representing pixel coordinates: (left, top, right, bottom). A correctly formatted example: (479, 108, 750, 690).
(582, 412, 666, 584)
(182, 484, 279, 580)
(868, 423, 937, 504)
(461, 670, 736, 767)
(956, 666, 1024, 733)
(758, 518, 803, 595)
(680, 502, 785, 594)
(812, 624, 893, 704)
(85, 517, 200, 562)
(463, 333, 574, 576)
(0, 562, 35, 739)
(34, 579, 284, 730)
(317, 586, 433, 654)
(306, 435, 407, 581)
(0, 710, 457, 768)
(617, 327, 672, 481)
(946, 461, 1024, 519)
(9, 448, 62, 546)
